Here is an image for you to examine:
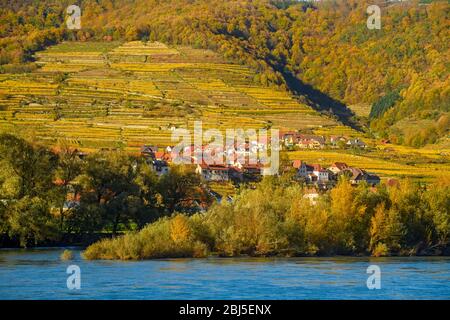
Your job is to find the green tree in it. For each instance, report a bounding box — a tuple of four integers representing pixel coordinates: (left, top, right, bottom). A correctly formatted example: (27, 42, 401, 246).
(6, 196, 57, 247)
(54, 144, 83, 232)
(77, 151, 140, 236)
(157, 165, 205, 214)
(0, 134, 57, 199)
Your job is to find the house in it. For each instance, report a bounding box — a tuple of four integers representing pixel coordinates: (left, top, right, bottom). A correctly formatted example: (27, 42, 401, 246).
(295, 160, 313, 179)
(165, 146, 174, 154)
(63, 200, 80, 211)
(294, 161, 329, 184)
(311, 164, 329, 183)
(343, 167, 365, 185)
(280, 132, 325, 149)
(177, 144, 203, 163)
(292, 160, 303, 170)
(227, 159, 264, 182)
(242, 164, 263, 182)
(366, 174, 381, 186)
(141, 145, 159, 159)
(229, 167, 244, 182)
(196, 163, 230, 182)
(150, 150, 172, 162)
(342, 167, 380, 186)
(330, 136, 348, 148)
(328, 162, 349, 174)
(154, 151, 165, 161)
(280, 131, 299, 147)
(346, 138, 367, 149)
(297, 135, 325, 149)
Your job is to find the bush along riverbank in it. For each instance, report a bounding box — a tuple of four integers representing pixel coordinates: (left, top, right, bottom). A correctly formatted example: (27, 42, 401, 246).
(83, 177, 450, 260)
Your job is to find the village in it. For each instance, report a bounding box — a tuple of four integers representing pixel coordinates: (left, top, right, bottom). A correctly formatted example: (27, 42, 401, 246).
(139, 131, 381, 191)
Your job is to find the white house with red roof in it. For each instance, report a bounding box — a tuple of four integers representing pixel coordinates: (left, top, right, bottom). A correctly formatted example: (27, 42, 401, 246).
(293, 160, 330, 184)
(328, 162, 349, 174)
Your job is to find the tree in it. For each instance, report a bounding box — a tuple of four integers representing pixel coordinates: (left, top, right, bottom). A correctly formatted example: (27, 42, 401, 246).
(369, 203, 406, 256)
(133, 161, 162, 228)
(6, 196, 57, 247)
(425, 177, 450, 247)
(54, 144, 83, 232)
(157, 165, 205, 214)
(0, 134, 57, 199)
(329, 178, 366, 253)
(77, 151, 140, 236)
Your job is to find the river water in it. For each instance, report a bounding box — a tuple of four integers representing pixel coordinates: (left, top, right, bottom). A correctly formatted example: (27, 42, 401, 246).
(0, 248, 449, 299)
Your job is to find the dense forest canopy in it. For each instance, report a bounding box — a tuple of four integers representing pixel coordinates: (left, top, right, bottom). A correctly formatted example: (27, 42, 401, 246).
(0, 0, 449, 145)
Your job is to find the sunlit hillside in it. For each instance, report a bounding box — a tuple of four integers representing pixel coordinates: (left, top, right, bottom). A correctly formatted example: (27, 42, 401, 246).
(0, 41, 344, 152)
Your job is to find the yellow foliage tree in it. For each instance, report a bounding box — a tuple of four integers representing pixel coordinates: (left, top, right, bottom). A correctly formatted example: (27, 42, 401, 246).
(170, 214, 191, 244)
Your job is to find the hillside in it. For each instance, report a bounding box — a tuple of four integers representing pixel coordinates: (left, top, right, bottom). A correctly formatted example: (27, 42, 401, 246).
(0, 0, 448, 146)
(0, 40, 349, 152)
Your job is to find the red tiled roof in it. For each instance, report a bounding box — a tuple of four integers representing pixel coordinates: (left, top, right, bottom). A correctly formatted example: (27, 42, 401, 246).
(53, 178, 66, 186)
(208, 165, 229, 171)
(162, 152, 172, 161)
(292, 160, 303, 169)
(154, 151, 165, 159)
(331, 162, 348, 170)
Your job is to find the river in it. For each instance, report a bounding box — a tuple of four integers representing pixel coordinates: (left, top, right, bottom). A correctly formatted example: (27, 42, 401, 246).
(0, 248, 449, 299)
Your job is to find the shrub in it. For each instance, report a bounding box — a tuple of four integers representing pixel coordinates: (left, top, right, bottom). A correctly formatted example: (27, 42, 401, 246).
(60, 249, 74, 261)
(372, 243, 389, 257)
(83, 176, 450, 260)
(83, 214, 210, 260)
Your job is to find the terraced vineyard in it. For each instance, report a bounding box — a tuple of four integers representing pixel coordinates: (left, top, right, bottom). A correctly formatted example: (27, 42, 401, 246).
(0, 41, 448, 182)
(287, 149, 450, 182)
(0, 41, 342, 153)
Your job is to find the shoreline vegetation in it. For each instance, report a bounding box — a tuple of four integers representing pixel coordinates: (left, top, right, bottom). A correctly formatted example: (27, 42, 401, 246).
(83, 177, 450, 260)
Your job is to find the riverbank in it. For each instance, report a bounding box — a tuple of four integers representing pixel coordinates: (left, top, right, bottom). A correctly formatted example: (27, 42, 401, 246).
(1, 248, 450, 299)
(83, 177, 450, 260)
(4, 177, 449, 259)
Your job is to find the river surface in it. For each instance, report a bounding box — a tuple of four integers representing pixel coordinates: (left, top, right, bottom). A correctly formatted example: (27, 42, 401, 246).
(0, 248, 449, 300)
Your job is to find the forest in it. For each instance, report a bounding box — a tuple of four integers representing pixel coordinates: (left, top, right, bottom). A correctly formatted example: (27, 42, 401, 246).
(0, 0, 448, 146)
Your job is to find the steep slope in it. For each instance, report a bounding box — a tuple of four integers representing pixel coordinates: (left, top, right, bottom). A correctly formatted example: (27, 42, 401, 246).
(0, 0, 448, 145)
(0, 41, 346, 151)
